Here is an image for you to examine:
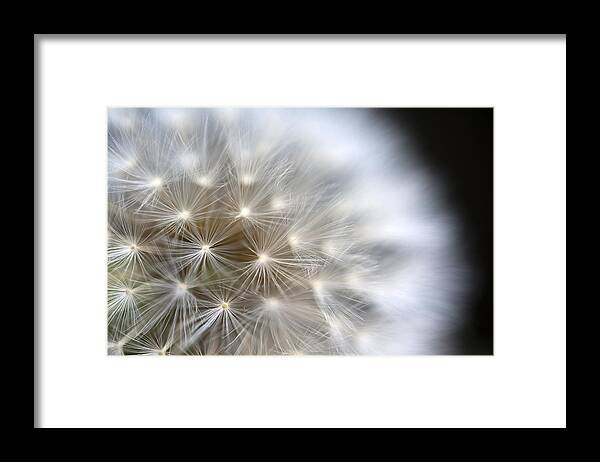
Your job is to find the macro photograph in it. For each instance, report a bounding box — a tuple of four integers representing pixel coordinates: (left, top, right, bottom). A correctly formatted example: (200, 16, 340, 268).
(107, 107, 493, 356)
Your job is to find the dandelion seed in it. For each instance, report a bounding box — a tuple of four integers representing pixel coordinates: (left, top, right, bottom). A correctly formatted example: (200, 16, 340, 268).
(172, 219, 239, 274)
(108, 273, 143, 333)
(182, 287, 249, 351)
(143, 178, 215, 235)
(123, 331, 177, 356)
(108, 205, 159, 277)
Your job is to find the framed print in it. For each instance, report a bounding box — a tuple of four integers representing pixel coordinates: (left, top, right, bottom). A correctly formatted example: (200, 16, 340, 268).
(35, 35, 565, 428)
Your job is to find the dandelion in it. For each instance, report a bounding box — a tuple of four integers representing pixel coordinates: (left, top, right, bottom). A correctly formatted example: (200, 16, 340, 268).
(107, 108, 468, 355)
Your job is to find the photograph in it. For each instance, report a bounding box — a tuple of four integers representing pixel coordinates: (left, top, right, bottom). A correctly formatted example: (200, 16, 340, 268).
(107, 107, 493, 356)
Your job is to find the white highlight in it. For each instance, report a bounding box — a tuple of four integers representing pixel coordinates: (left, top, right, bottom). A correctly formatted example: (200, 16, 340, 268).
(196, 175, 212, 187)
(257, 253, 270, 264)
(264, 298, 280, 311)
(149, 177, 163, 188)
(240, 174, 255, 185)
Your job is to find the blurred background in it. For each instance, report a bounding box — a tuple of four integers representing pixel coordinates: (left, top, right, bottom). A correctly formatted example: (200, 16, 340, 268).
(380, 108, 493, 354)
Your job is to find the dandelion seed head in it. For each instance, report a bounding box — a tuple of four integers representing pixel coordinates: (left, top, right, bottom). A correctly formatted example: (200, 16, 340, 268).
(108, 108, 471, 355)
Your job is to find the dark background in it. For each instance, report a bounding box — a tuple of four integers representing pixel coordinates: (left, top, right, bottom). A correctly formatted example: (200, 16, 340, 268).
(380, 108, 493, 354)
